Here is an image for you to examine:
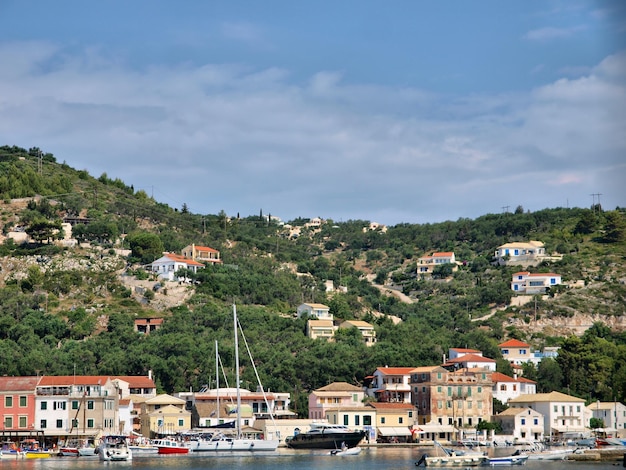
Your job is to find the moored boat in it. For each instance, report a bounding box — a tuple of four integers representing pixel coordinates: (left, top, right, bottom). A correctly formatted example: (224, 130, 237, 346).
(154, 438, 189, 454)
(415, 441, 488, 467)
(98, 435, 132, 461)
(330, 442, 362, 456)
(286, 423, 366, 450)
(487, 454, 529, 466)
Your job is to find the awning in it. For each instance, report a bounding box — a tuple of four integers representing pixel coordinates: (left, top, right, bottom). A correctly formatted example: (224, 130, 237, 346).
(377, 427, 412, 437)
(551, 426, 586, 433)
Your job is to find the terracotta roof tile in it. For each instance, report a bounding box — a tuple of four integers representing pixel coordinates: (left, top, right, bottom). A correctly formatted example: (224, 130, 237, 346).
(498, 339, 530, 348)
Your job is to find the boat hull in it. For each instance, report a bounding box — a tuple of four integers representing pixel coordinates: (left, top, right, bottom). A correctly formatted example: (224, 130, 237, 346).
(286, 431, 366, 450)
(488, 454, 529, 466)
(158, 446, 189, 454)
(422, 455, 487, 467)
(188, 438, 279, 452)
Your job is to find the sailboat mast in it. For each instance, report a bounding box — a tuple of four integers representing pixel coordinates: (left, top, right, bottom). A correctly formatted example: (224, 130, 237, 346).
(233, 304, 241, 438)
(215, 340, 219, 424)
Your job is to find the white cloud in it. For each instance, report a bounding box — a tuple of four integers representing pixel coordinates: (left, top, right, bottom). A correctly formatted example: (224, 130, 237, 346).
(0, 41, 623, 224)
(523, 25, 587, 41)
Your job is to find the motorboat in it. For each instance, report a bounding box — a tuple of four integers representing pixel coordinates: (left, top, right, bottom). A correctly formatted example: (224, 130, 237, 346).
(153, 438, 189, 454)
(415, 441, 488, 467)
(487, 454, 529, 466)
(286, 423, 367, 450)
(98, 435, 132, 461)
(330, 442, 362, 456)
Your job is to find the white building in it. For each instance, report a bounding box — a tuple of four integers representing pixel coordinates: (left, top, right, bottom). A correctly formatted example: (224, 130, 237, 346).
(365, 367, 414, 404)
(495, 407, 545, 442)
(588, 401, 626, 436)
(297, 303, 332, 320)
(491, 372, 537, 404)
(507, 391, 588, 439)
(511, 272, 562, 294)
(148, 253, 204, 281)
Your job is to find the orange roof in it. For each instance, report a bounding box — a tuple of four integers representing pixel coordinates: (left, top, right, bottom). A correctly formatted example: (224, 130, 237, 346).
(527, 272, 560, 277)
(119, 398, 131, 406)
(0, 376, 40, 391)
(367, 402, 415, 410)
(164, 253, 204, 266)
(194, 245, 219, 253)
(450, 348, 481, 353)
(491, 372, 536, 384)
(114, 376, 156, 388)
(376, 367, 416, 375)
(433, 252, 454, 257)
(499, 339, 530, 348)
(513, 272, 530, 276)
(38, 376, 112, 386)
(445, 354, 495, 364)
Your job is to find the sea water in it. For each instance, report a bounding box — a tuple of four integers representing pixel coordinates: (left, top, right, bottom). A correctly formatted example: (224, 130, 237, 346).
(0, 448, 622, 469)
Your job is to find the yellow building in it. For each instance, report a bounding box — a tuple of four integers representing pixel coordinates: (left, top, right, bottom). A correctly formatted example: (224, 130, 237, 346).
(140, 394, 191, 437)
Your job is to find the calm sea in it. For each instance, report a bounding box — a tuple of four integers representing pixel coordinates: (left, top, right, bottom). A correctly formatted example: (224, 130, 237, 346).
(1, 448, 623, 469)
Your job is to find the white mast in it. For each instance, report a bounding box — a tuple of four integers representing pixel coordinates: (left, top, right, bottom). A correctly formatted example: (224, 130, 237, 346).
(215, 340, 219, 424)
(233, 304, 241, 438)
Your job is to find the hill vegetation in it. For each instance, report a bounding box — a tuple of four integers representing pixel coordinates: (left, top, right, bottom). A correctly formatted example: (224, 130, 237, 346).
(1, 144, 625, 415)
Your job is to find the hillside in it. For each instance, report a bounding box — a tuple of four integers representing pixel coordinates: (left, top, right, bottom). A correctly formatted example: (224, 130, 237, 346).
(1, 144, 625, 413)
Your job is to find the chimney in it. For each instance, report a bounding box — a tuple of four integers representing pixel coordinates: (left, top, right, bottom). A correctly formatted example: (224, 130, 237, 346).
(148, 369, 153, 380)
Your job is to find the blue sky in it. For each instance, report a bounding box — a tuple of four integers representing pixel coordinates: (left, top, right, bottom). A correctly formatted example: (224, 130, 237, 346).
(0, 0, 624, 224)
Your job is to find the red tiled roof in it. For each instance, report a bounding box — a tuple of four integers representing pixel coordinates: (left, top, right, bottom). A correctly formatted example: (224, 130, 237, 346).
(490, 372, 535, 384)
(433, 252, 454, 257)
(38, 376, 112, 386)
(445, 354, 495, 363)
(499, 339, 530, 348)
(376, 367, 415, 375)
(194, 246, 219, 253)
(367, 402, 415, 410)
(527, 272, 560, 277)
(450, 348, 481, 353)
(513, 272, 530, 276)
(0, 376, 40, 391)
(164, 253, 204, 267)
(114, 376, 156, 388)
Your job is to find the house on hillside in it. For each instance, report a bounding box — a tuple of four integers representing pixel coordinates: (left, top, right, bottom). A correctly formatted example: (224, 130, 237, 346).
(306, 319, 335, 341)
(499, 339, 532, 365)
(511, 271, 562, 294)
(134, 317, 163, 334)
(442, 353, 496, 371)
(416, 252, 457, 276)
(338, 320, 377, 345)
(297, 303, 332, 320)
(495, 241, 546, 265)
(181, 244, 222, 264)
(148, 253, 204, 281)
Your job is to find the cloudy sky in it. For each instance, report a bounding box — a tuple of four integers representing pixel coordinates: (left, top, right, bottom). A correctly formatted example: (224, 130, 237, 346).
(0, 1, 624, 225)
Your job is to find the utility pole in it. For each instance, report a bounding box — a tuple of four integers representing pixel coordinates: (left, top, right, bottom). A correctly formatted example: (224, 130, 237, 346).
(501, 206, 510, 214)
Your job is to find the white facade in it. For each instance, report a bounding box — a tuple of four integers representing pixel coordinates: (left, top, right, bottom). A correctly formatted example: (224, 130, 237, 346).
(491, 373, 537, 404)
(495, 241, 546, 260)
(588, 401, 626, 435)
(511, 272, 562, 294)
(365, 367, 414, 404)
(495, 407, 545, 442)
(148, 254, 203, 281)
(297, 303, 332, 319)
(508, 391, 588, 438)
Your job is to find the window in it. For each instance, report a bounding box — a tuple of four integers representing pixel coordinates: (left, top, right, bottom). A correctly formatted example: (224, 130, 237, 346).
(576, 406, 581, 413)
(520, 349, 527, 355)
(502, 349, 509, 355)
(467, 401, 472, 409)
(72, 419, 79, 428)
(72, 401, 79, 410)
(554, 405, 558, 412)
(533, 418, 538, 425)
(87, 401, 94, 410)
(447, 401, 451, 409)
(353, 394, 358, 402)
(447, 387, 452, 396)
(521, 418, 526, 425)
(500, 385, 507, 391)
(4, 417, 12, 428)
(19, 396, 27, 407)
(40, 419, 47, 429)
(56, 419, 63, 428)
(381, 417, 386, 424)
(513, 385, 517, 391)
(344, 415, 349, 425)
(437, 386, 442, 393)
(178, 419, 184, 426)
(363, 416, 372, 426)
(87, 419, 94, 428)
(477, 387, 482, 393)
(437, 400, 443, 409)
(437, 372, 442, 379)
(355, 415, 360, 426)
(422, 386, 426, 393)
(5, 396, 12, 407)
(399, 417, 403, 424)
(408, 411, 413, 418)
(40, 401, 47, 410)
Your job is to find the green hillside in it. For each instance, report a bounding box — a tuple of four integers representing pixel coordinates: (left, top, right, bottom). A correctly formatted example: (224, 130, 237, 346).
(1, 144, 625, 415)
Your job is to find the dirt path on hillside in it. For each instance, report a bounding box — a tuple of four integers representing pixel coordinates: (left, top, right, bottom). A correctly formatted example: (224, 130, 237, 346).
(366, 274, 415, 304)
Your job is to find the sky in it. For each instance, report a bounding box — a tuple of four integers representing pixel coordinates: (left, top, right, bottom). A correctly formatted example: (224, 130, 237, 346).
(0, 1, 624, 225)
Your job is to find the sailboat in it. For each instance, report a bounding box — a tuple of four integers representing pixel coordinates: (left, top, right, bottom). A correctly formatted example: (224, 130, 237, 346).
(185, 305, 280, 452)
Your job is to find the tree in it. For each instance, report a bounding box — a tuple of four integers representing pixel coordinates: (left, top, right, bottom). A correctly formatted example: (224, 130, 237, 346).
(602, 211, 625, 243)
(537, 358, 563, 393)
(25, 218, 63, 244)
(127, 231, 164, 264)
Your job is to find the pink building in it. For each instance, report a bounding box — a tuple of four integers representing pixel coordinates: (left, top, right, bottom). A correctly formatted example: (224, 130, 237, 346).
(0, 377, 40, 431)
